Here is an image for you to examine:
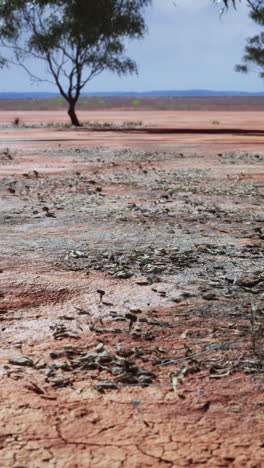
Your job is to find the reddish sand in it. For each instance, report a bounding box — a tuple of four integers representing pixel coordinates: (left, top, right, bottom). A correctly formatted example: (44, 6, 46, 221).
(1, 109, 264, 152)
(0, 109, 264, 467)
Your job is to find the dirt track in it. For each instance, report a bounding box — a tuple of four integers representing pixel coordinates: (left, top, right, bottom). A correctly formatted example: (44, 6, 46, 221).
(0, 109, 264, 467)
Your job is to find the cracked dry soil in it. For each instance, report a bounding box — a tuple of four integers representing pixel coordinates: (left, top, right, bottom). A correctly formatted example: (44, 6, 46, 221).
(0, 123, 264, 467)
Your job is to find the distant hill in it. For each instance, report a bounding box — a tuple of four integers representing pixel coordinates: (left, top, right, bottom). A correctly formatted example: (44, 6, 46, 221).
(0, 89, 264, 99)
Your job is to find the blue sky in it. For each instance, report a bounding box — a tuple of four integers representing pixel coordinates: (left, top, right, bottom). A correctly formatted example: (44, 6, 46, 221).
(0, 0, 263, 92)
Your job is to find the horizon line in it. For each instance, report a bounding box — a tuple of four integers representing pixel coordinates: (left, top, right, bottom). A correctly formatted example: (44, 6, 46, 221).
(1, 88, 264, 96)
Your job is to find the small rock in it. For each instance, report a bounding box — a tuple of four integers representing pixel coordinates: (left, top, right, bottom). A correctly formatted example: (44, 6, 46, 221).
(202, 292, 218, 300)
(129, 308, 142, 314)
(135, 277, 149, 286)
(9, 356, 34, 367)
(48, 377, 70, 387)
(114, 271, 133, 279)
(50, 350, 65, 359)
(95, 343, 105, 353)
(237, 274, 261, 287)
(170, 297, 182, 303)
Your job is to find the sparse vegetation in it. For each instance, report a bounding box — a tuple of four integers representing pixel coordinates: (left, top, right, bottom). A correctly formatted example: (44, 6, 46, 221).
(1, 96, 263, 112)
(132, 99, 141, 106)
(122, 120, 143, 127)
(56, 97, 64, 105)
(2, 119, 144, 129)
(78, 120, 143, 129)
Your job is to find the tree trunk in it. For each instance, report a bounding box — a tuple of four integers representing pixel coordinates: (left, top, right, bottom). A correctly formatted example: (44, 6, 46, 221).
(68, 101, 81, 126)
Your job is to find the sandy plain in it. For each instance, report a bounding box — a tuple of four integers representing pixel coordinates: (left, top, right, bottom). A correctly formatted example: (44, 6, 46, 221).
(0, 107, 264, 467)
(1, 109, 264, 153)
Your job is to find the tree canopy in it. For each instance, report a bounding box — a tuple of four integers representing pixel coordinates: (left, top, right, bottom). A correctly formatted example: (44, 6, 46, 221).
(236, 6, 264, 77)
(0, 0, 151, 125)
(217, 0, 264, 19)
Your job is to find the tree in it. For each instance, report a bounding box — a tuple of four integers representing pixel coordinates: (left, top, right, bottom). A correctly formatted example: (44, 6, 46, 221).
(214, 0, 264, 19)
(236, 6, 264, 77)
(0, 0, 151, 126)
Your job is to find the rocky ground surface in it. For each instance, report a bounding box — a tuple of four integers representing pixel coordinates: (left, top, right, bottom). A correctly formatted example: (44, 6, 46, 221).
(0, 119, 264, 467)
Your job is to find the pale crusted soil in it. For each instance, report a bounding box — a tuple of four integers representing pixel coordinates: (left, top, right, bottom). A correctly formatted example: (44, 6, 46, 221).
(0, 112, 264, 467)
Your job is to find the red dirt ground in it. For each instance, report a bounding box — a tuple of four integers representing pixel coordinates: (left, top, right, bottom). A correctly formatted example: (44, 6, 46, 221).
(0, 109, 264, 467)
(1, 109, 264, 152)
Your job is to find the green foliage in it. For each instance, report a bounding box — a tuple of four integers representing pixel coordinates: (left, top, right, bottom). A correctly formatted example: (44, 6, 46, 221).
(236, 7, 264, 79)
(132, 99, 141, 106)
(0, 0, 151, 125)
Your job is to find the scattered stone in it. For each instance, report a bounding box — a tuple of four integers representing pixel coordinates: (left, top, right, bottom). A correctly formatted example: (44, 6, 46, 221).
(237, 274, 262, 287)
(114, 270, 133, 279)
(48, 377, 71, 387)
(9, 356, 34, 367)
(135, 277, 149, 286)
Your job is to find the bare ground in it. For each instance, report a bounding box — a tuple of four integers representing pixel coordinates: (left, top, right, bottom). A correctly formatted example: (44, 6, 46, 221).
(0, 109, 264, 467)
